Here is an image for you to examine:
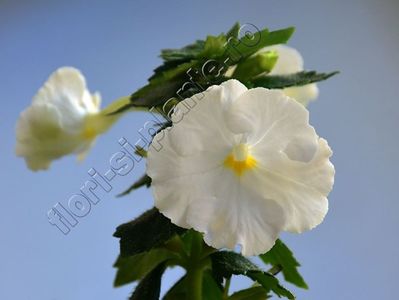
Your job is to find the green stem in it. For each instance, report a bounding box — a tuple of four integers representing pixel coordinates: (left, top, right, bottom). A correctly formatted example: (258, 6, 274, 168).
(222, 276, 231, 299)
(186, 231, 204, 300)
(267, 264, 282, 276)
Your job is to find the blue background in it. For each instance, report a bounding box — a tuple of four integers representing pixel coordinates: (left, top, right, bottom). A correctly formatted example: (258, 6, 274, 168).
(1, 0, 398, 299)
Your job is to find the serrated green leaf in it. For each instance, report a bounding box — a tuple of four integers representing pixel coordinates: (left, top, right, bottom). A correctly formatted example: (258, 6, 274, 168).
(126, 24, 296, 110)
(228, 286, 268, 300)
(114, 248, 176, 287)
(260, 27, 295, 49)
(226, 22, 241, 40)
(211, 251, 259, 278)
(129, 263, 166, 300)
(113, 208, 185, 257)
(211, 251, 294, 299)
(200, 35, 227, 58)
(161, 40, 205, 62)
(260, 240, 308, 289)
(117, 174, 151, 197)
(248, 271, 294, 299)
(251, 70, 339, 89)
(130, 76, 186, 107)
(163, 271, 222, 300)
(226, 27, 294, 62)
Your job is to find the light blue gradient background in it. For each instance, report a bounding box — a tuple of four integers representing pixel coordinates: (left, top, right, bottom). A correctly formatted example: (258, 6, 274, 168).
(1, 1, 398, 299)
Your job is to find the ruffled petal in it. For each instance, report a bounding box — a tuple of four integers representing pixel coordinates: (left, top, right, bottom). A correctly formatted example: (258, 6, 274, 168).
(224, 88, 315, 150)
(150, 163, 286, 256)
(16, 67, 101, 170)
(249, 138, 334, 233)
(186, 167, 287, 256)
(32, 67, 99, 130)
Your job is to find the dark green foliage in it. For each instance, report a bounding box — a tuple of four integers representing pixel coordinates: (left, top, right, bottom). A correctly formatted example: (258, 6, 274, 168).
(260, 239, 308, 289)
(211, 251, 294, 299)
(114, 249, 176, 287)
(228, 286, 269, 300)
(247, 271, 294, 299)
(113, 208, 185, 257)
(211, 251, 259, 277)
(129, 263, 166, 300)
(163, 272, 223, 300)
(251, 71, 339, 89)
(226, 27, 294, 62)
(114, 24, 296, 112)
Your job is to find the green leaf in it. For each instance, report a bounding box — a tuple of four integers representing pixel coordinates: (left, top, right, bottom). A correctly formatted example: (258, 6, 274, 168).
(200, 35, 227, 58)
(113, 208, 185, 257)
(232, 50, 278, 81)
(161, 40, 205, 63)
(117, 174, 151, 197)
(260, 240, 308, 289)
(251, 70, 339, 89)
(211, 251, 294, 299)
(228, 286, 268, 300)
(163, 275, 186, 300)
(114, 248, 176, 287)
(129, 263, 166, 300)
(202, 271, 224, 300)
(211, 251, 259, 278)
(226, 22, 241, 40)
(227, 27, 294, 62)
(163, 271, 223, 300)
(261, 27, 295, 49)
(130, 73, 188, 107)
(247, 272, 294, 299)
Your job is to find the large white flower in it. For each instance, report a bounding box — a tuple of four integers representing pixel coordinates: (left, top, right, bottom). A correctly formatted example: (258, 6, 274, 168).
(16, 67, 122, 171)
(263, 45, 319, 106)
(147, 80, 334, 256)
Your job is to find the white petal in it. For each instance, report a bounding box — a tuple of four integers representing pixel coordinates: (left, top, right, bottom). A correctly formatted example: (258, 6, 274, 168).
(264, 45, 304, 75)
(148, 80, 247, 183)
(151, 164, 286, 256)
(186, 167, 287, 256)
(164, 79, 247, 157)
(250, 138, 334, 233)
(225, 88, 315, 149)
(15, 67, 101, 170)
(283, 83, 319, 106)
(32, 67, 99, 129)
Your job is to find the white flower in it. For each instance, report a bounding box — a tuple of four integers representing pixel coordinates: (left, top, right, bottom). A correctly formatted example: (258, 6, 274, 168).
(263, 45, 319, 106)
(16, 67, 120, 171)
(147, 80, 334, 256)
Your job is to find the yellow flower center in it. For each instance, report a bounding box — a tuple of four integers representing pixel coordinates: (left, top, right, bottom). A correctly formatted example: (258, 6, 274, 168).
(224, 143, 257, 176)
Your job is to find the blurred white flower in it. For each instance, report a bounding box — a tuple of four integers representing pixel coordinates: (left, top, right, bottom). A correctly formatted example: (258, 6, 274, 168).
(16, 67, 121, 171)
(147, 80, 334, 256)
(263, 45, 319, 106)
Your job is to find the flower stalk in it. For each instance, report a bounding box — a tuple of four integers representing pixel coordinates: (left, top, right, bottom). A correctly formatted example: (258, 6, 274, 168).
(186, 231, 204, 300)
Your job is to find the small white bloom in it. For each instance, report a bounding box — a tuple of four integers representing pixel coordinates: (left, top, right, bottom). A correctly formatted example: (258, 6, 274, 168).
(264, 45, 319, 106)
(16, 67, 118, 171)
(147, 80, 334, 256)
